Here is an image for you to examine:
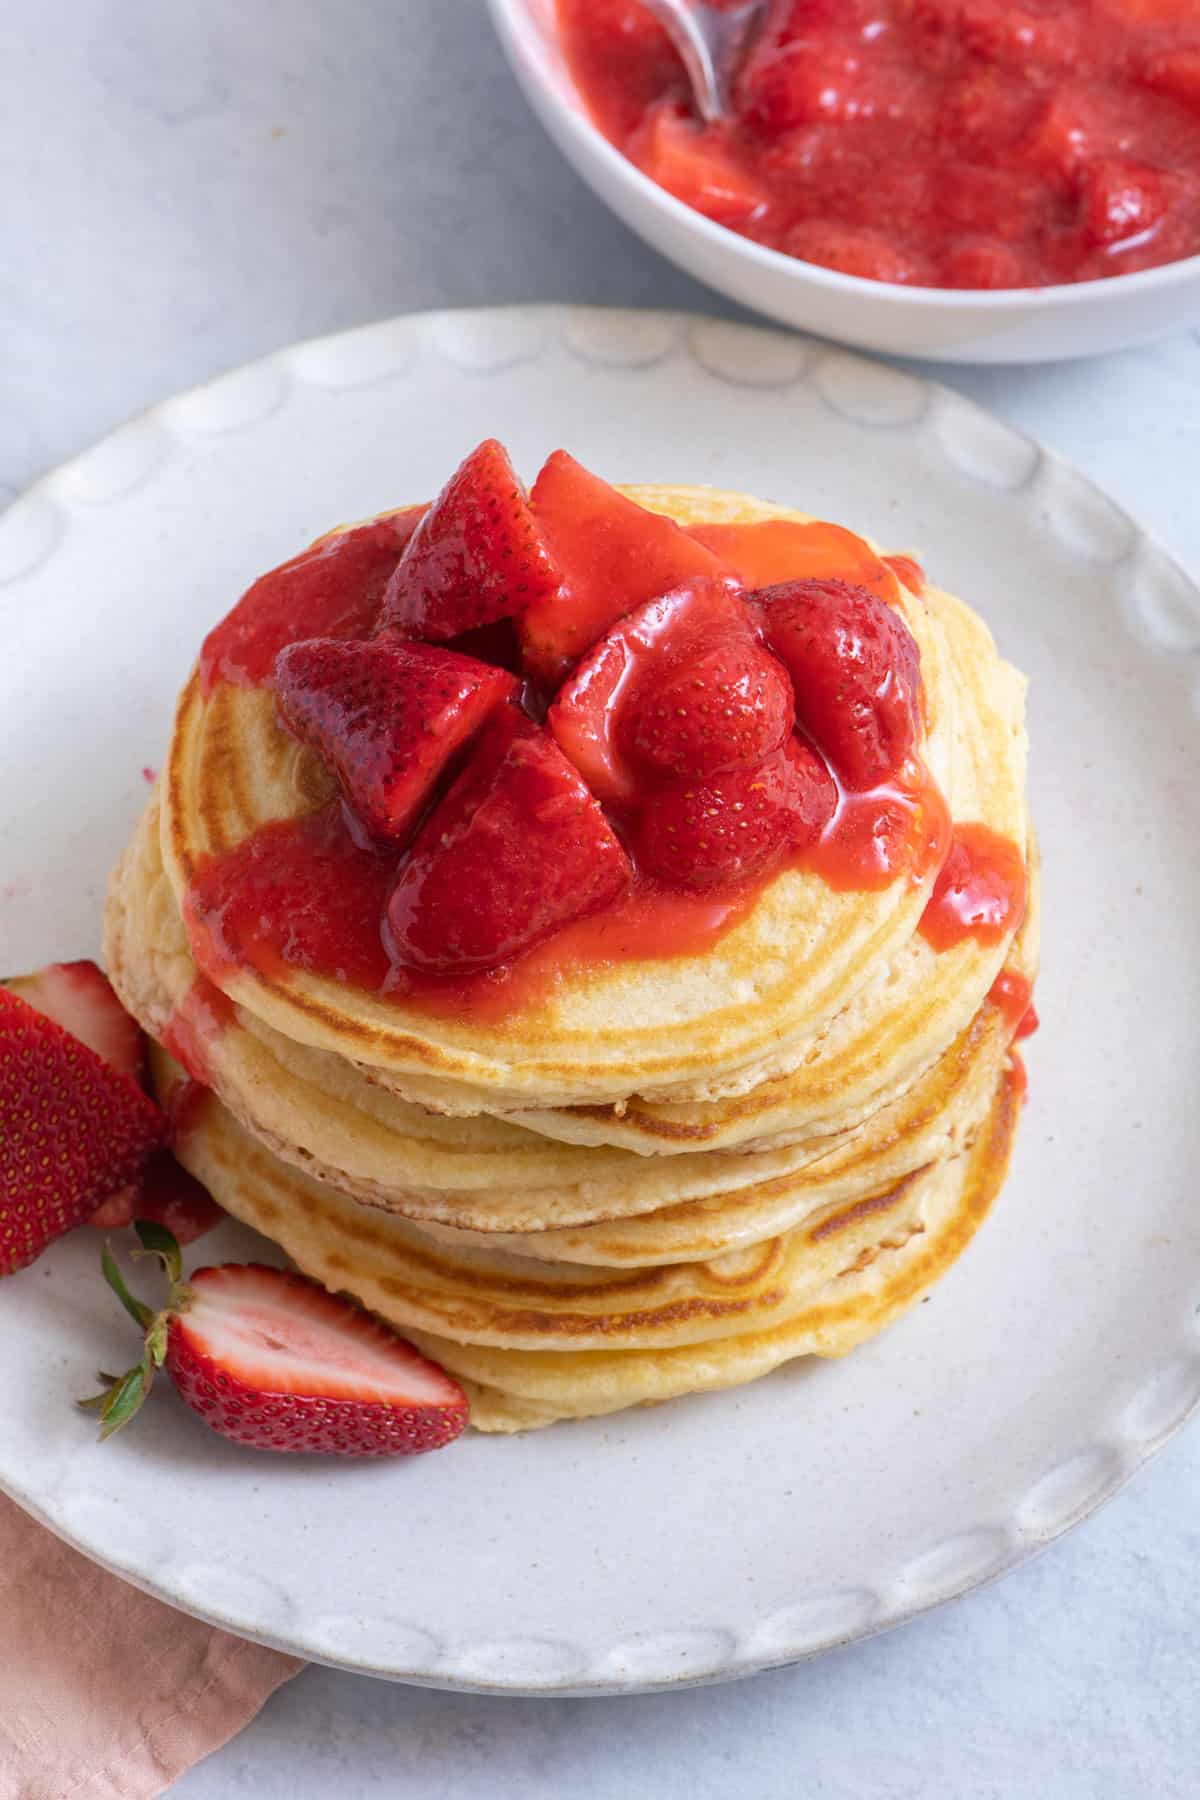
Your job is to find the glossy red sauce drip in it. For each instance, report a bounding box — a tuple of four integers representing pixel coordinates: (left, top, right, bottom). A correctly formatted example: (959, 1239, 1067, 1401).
(162, 975, 237, 1087)
(184, 799, 770, 1022)
(802, 757, 950, 894)
(166, 1079, 214, 1150)
(558, 0, 1200, 289)
(182, 769, 947, 1023)
(919, 823, 1027, 952)
(689, 519, 898, 602)
(883, 554, 926, 596)
(987, 966, 1040, 1040)
(198, 509, 425, 692)
(185, 806, 395, 993)
(1009, 1049, 1030, 1106)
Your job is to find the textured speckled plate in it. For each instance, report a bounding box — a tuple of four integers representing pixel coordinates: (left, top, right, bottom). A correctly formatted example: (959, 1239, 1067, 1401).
(1, 307, 1198, 1694)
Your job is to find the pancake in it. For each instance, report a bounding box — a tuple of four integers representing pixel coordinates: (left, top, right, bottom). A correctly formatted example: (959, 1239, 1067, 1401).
(106, 793, 1037, 1250)
(159, 486, 982, 1112)
(108, 464, 1036, 1433)
(150, 1043, 1019, 1430)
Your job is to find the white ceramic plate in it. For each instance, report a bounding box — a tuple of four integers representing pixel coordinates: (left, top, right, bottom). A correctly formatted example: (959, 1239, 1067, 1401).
(1, 307, 1198, 1695)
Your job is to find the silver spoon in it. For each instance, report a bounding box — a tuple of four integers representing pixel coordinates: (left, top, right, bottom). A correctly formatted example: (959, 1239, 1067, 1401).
(639, 0, 769, 124)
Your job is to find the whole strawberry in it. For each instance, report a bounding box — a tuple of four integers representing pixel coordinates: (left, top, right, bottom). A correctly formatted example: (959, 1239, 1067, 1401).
(83, 1225, 469, 1457)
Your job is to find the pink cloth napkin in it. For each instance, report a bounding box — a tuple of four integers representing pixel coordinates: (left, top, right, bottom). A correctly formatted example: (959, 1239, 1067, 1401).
(0, 1495, 302, 1800)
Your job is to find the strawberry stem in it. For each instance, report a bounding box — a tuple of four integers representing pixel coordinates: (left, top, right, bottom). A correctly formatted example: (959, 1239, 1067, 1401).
(79, 1226, 191, 1441)
(132, 1218, 183, 1286)
(101, 1245, 154, 1330)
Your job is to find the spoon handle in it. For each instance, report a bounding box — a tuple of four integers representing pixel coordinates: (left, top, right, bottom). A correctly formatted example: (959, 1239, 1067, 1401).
(639, 0, 766, 125)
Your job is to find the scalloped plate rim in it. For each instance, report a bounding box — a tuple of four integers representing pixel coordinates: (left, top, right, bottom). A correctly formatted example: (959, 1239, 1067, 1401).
(1, 305, 1197, 1693)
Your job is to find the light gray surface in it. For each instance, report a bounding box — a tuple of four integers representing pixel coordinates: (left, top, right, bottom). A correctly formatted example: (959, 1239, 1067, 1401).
(3, 2, 1196, 1795)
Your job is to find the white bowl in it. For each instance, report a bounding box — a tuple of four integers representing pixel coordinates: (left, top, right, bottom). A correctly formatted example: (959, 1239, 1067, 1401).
(489, 0, 1200, 364)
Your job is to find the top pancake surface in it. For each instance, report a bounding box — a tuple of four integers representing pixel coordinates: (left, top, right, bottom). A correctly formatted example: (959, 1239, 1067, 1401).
(160, 485, 1015, 1109)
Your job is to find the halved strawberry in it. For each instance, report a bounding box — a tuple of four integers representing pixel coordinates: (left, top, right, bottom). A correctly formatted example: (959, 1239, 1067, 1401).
(547, 577, 751, 806)
(378, 439, 562, 642)
(5, 959, 145, 1082)
(519, 451, 736, 684)
(82, 1227, 468, 1456)
(633, 739, 836, 891)
(387, 710, 632, 973)
(756, 578, 923, 789)
(89, 1152, 225, 1246)
(274, 636, 516, 844)
(0, 988, 166, 1276)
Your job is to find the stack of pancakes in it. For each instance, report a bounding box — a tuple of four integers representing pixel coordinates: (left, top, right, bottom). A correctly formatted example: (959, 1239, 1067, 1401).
(105, 486, 1035, 1431)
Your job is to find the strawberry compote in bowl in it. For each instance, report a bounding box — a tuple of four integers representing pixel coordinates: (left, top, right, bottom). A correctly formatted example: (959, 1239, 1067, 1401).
(489, 0, 1200, 361)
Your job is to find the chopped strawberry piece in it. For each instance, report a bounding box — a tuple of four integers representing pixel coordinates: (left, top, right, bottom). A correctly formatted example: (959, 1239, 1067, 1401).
(89, 1153, 225, 1245)
(633, 739, 837, 891)
(958, 3, 1083, 70)
(1077, 156, 1169, 246)
(625, 637, 793, 782)
(1020, 90, 1117, 183)
(87, 1244, 468, 1456)
(274, 637, 517, 845)
(387, 711, 632, 973)
(5, 960, 145, 1082)
(547, 578, 752, 806)
(943, 239, 1031, 288)
(379, 439, 562, 642)
(1, 989, 166, 1276)
(757, 578, 923, 789)
(740, 38, 866, 132)
(519, 451, 736, 684)
(633, 106, 769, 224)
(1141, 48, 1200, 113)
(783, 222, 929, 284)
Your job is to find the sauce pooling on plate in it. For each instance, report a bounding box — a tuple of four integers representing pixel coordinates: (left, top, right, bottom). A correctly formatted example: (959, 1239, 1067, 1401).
(558, 0, 1200, 289)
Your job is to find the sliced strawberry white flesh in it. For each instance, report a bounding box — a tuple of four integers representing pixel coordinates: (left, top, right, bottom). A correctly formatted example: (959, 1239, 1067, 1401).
(85, 1239, 469, 1457)
(178, 1265, 455, 1408)
(6, 959, 145, 1081)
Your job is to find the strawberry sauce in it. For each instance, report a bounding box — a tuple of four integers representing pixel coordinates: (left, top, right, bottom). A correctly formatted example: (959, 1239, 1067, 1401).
(185, 479, 1021, 1019)
(559, 0, 1200, 289)
(199, 510, 424, 692)
(988, 966, 1040, 1039)
(183, 802, 765, 1022)
(918, 822, 1027, 951)
(162, 975, 237, 1086)
(803, 757, 951, 893)
(691, 519, 900, 602)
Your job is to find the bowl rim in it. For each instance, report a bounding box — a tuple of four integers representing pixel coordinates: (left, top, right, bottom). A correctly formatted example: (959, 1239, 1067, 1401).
(489, 0, 1200, 312)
